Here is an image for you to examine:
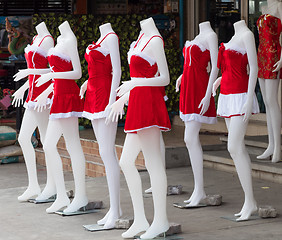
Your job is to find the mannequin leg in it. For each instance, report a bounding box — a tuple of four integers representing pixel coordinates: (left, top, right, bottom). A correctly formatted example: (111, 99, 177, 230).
(17, 109, 42, 201)
(63, 117, 88, 213)
(183, 121, 206, 206)
(119, 133, 149, 238)
(92, 118, 121, 229)
(257, 78, 281, 162)
(226, 117, 257, 221)
(139, 127, 169, 239)
(43, 119, 70, 213)
(144, 133, 166, 194)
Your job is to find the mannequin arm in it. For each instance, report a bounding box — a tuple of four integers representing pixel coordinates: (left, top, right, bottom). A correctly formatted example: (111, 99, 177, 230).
(175, 74, 182, 92)
(199, 32, 219, 115)
(11, 80, 29, 107)
(242, 31, 258, 121)
(14, 68, 51, 82)
(273, 3, 282, 72)
(36, 39, 82, 87)
(79, 80, 88, 99)
(34, 83, 53, 112)
(116, 37, 169, 97)
(212, 77, 221, 96)
(106, 92, 129, 124)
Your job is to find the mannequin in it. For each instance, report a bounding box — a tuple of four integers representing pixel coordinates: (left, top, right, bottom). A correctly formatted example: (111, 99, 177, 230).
(79, 23, 121, 229)
(213, 20, 259, 221)
(175, 21, 218, 206)
(107, 17, 171, 239)
(35, 21, 88, 213)
(256, 0, 282, 163)
(12, 22, 55, 202)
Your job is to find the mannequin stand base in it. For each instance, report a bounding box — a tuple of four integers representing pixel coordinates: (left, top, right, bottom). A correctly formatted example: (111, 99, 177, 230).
(134, 236, 183, 240)
(221, 214, 260, 222)
(173, 203, 207, 209)
(55, 201, 103, 216)
(83, 224, 116, 231)
(28, 190, 74, 204)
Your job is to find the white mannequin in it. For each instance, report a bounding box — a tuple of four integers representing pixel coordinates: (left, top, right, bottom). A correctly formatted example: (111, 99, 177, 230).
(35, 21, 88, 213)
(12, 22, 55, 202)
(257, 0, 282, 163)
(79, 23, 121, 229)
(175, 21, 218, 206)
(107, 17, 170, 239)
(213, 20, 258, 221)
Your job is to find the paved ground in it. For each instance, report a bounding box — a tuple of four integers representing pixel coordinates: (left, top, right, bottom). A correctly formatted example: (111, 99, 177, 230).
(1, 161, 282, 240)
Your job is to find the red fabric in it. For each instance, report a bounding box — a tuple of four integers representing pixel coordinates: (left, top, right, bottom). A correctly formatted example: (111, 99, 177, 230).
(217, 43, 249, 94)
(257, 14, 282, 79)
(179, 44, 216, 118)
(47, 54, 84, 117)
(124, 54, 171, 133)
(24, 50, 53, 103)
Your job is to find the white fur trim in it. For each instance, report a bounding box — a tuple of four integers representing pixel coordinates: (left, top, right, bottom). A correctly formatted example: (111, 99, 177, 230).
(24, 98, 52, 110)
(47, 48, 71, 62)
(128, 51, 156, 66)
(125, 125, 171, 133)
(25, 44, 48, 57)
(86, 44, 110, 56)
(164, 95, 168, 101)
(217, 92, 260, 118)
(49, 111, 82, 119)
(223, 43, 247, 55)
(180, 112, 217, 124)
(185, 40, 208, 52)
(82, 110, 108, 120)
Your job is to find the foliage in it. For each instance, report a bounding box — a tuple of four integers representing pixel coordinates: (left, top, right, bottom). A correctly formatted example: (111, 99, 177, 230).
(32, 13, 182, 127)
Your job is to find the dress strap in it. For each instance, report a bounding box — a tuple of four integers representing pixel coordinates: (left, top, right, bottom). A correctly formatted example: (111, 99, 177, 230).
(141, 35, 164, 52)
(38, 35, 55, 47)
(98, 32, 119, 45)
(134, 33, 144, 48)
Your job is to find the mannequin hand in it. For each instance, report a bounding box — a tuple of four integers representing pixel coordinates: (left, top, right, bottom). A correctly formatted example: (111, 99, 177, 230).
(13, 69, 29, 82)
(34, 92, 49, 112)
(35, 73, 52, 87)
(116, 80, 137, 97)
(105, 98, 125, 124)
(273, 60, 282, 72)
(212, 77, 221, 96)
(242, 100, 252, 122)
(12, 89, 25, 107)
(198, 95, 210, 115)
(175, 75, 182, 92)
(79, 80, 88, 99)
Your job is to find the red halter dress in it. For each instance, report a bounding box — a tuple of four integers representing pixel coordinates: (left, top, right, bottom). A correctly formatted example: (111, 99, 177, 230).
(124, 34, 171, 133)
(179, 40, 217, 124)
(217, 43, 259, 118)
(83, 32, 118, 120)
(24, 35, 53, 109)
(257, 14, 282, 79)
(47, 48, 84, 120)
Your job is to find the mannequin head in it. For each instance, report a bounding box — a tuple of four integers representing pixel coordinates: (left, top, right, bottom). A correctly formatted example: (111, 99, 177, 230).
(140, 17, 160, 36)
(35, 22, 49, 36)
(58, 21, 75, 38)
(99, 23, 113, 36)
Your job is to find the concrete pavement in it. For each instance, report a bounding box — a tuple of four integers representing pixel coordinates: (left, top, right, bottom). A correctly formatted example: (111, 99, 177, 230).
(1, 162, 282, 240)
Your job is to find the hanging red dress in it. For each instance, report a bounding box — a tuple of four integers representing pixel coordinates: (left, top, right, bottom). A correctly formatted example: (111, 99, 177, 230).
(217, 43, 259, 118)
(24, 35, 53, 109)
(257, 14, 282, 79)
(179, 40, 217, 124)
(83, 32, 118, 120)
(47, 48, 84, 120)
(124, 35, 171, 133)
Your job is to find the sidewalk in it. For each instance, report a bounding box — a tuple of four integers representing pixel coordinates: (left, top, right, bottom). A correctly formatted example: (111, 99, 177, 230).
(1, 161, 282, 240)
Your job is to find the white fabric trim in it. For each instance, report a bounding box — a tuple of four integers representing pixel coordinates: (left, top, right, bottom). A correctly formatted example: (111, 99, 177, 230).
(25, 44, 48, 57)
(164, 95, 168, 101)
(125, 125, 171, 133)
(82, 110, 107, 120)
(86, 45, 110, 56)
(24, 98, 52, 110)
(47, 48, 71, 62)
(49, 111, 82, 120)
(223, 43, 247, 55)
(217, 92, 260, 118)
(185, 40, 208, 52)
(180, 112, 217, 124)
(128, 51, 156, 66)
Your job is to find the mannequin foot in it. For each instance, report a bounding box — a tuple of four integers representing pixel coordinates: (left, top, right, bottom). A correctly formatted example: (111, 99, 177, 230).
(98, 207, 122, 226)
(144, 187, 152, 194)
(184, 191, 206, 206)
(121, 220, 149, 238)
(257, 148, 273, 160)
(36, 186, 56, 201)
(46, 196, 70, 213)
(140, 221, 170, 239)
(235, 202, 257, 221)
(102, 210, 121, 229)
(18, 186, 41, 202)
(271, 151, 281, 163)
(63, 195, 88, 213)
